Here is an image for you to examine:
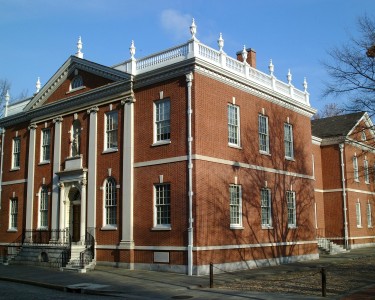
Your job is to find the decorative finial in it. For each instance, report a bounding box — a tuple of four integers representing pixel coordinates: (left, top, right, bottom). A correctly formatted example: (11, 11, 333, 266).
(76, 36, 83, 58)
(190, 18, 197, 40)
(4, 90, 10, 117)
(303, 77, 308, 92)
(269, 59, 274, 76)
(36, 77, 41, 93)
(130, 40, 136, 59)
(5, 90, 10, 103)
(218, 33, 224, 52)
(241, 45, 248, 63)
(287, 69, 292, 84)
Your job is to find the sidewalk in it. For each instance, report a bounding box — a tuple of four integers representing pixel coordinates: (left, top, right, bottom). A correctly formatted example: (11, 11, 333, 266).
(0, 247, 374, 299)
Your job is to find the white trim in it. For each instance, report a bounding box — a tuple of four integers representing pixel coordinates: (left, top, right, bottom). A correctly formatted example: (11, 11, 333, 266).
(349, 235, 375, 240)
(95, 240, 316, 251)
(1, 179, 27, 186)
(315, 188, 375, 195)
(312, 136, 322, 145)
(135, 156, 187, 167)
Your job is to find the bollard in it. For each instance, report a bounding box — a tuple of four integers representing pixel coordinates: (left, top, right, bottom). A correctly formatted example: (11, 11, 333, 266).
(210, 262, 214, 288)
(321, 267, 327, 297)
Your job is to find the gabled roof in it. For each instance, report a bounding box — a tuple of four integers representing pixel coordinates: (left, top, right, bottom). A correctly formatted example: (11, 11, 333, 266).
(24, 55, 130, 111)
(311, 112, 366, 139)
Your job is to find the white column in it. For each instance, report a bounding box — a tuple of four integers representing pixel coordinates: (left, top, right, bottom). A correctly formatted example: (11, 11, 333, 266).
(25, 123, 37, 242)
(58, 182, 66, 242)
(51, 116, 63, 241)
(87, 106, 99, 237)
(121, 95, 135, 247)
(80, 178, 87, 244)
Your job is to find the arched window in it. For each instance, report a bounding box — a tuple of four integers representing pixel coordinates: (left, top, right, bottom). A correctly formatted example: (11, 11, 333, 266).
(105, 178, 117, 226)
(71, 75, 83, 90)
(39, 186, 49, 228)
(71, 120, 81, 156)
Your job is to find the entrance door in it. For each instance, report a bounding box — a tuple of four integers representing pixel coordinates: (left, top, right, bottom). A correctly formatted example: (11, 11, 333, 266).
(72, 205, 81, 242)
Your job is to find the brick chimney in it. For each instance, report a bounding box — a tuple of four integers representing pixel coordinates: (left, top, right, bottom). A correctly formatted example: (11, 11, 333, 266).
(236, 48, 256, 68)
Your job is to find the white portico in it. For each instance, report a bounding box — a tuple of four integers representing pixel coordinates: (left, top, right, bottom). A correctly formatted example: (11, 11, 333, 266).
(56, 156, 87, 244)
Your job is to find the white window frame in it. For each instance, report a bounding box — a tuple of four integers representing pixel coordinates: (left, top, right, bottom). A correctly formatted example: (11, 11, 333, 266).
(103, 177, 117, 228)
(367, 203, 372, 228)
(12, 137, 21, 169)
(154, 99, 171, 144)
(9, 198, 18, 230)
(286, 191, 296, 228)
(284, 123, 294, 159)
(40, 128, 51, 163)
(261, 188, 272, 228)
(38, 186, 49, 229)
(154, 183, 171, 229)
(258, 114, 269, 154)
(353, 156, 359, 182)
(356, 201, 362, 228)
(230, 184, 242, 228)
(364, 159, 370, 184)
(105, 111, 118, 151)
(228, 104, 240, 147)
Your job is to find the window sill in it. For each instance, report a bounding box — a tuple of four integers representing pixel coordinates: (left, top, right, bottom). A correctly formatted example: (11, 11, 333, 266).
(151, 226, 171, 231)
(259, 150, 271, 156)
(102, 148, 118, 154)
(7, 228, 18, 232)
(285, 157, 295, 161)
(262, 225, 273, 230)
(10, 167, 20, 172)
(230, 225, 244, 230)
(152, 140, 171, 147)
(101, 225, 118, 231)
(66, 86, 86, 94)
(357, 226, 363, 229)
(228, 143, 242, 150)
(38, 161, 50, 166)
(288, 225, 297, 229)
(354, 179, 360, 183)
(37, 227, 49, 231)
(368, 226, 373, 229)
(365, 182, 370, 185)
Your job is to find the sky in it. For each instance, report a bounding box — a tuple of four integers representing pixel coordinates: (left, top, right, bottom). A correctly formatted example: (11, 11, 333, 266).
(0, 0, 374, 113)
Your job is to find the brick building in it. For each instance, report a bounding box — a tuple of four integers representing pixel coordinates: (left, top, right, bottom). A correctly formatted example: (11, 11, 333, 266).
(312, 112, 375, 251)
(0, 21, 318, 274)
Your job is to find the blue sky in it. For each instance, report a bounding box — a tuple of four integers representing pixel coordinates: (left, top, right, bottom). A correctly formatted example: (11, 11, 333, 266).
(0, 0, 374, 112)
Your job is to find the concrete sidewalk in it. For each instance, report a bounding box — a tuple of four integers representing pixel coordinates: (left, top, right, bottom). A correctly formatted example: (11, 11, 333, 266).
(0, 247, 374, 299)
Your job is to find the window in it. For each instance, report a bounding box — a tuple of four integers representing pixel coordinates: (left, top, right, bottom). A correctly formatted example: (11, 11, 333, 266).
(41, 129, 51, 162)
(361, 131, 366, 141)
(9, 198, 18, 230)
(155, 99, 170, 142)
(71, 75, 83, 90)
(258, 115, 269, 153)
(286, 191, 296, 227)
(12, 137, 20, 168)
(353, 156, 359, 181)
(367, 203, 372, 228)
(230, 185, 242, 227)
(154, 183, 171, 227)
(261, 188, 272, 227)
(228, 104, 240, 146)
(284, 123, 294, 159)
(364, 159, 370, 183)
(39, 186, 49, 228)
(356, 202, 362, 227)
(105, 111, 118, 150)
(105, 178, 117, 226)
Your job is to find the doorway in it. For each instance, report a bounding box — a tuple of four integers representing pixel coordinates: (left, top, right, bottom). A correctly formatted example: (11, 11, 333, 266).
(72, 204, 81, 242)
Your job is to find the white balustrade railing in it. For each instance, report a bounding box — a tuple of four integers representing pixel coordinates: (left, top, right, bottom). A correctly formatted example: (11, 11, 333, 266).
(114, 39, 310, 106)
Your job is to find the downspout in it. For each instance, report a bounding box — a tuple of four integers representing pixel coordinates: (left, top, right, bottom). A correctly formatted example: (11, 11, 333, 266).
(0, 128, 4, 208)
(186, 72, 194, 276)
(339, 143, 349, 249)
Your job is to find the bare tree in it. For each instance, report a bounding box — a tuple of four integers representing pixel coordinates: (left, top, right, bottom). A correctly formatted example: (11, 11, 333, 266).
(313, 103, 345, 119)
(0, 78, 11, 100)
(323, 14, 375, 117)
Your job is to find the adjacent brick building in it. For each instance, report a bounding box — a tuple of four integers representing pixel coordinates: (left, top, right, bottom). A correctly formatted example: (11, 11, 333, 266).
(0, 21, 319, 274)
(312, 112, 375, 250)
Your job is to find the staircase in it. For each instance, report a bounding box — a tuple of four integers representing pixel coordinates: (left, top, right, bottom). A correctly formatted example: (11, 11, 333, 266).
(63, 244, 95, 273)
(317, 238, 349, 254)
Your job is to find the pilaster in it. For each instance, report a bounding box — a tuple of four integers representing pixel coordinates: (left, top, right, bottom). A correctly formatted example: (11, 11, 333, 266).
(87, 106, 99, 237)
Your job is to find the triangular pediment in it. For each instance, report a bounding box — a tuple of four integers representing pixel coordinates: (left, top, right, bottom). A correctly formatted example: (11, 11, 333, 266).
(24, 56, 130, 111)
(347, 112, 375, 145)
